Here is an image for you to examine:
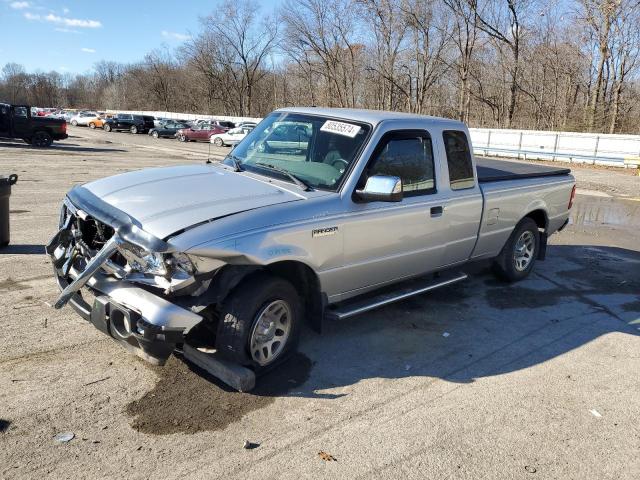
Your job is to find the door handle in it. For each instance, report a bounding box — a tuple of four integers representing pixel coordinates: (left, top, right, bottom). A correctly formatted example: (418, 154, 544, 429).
(430, 206, 444, 217)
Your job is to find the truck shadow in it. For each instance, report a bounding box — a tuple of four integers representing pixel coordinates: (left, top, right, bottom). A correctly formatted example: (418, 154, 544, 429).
(0, 140, 125, 153)
(295, 244, 639, 394)
(126, 244, 639, 434)
(0, 244, 46, 254)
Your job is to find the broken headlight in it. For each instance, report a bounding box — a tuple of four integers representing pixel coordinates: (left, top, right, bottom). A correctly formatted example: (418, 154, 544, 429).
(118, 243, 168, 276)
(117, 243, 195, 278)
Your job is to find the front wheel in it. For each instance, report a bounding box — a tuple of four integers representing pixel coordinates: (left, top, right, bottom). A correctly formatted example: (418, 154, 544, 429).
(31, 131, 53, 147)
(216, 274, 301, 371)
(492, 218, 540, 282)
(151, 130, 159, 138)
(103, 124, 112, 132)
(70, 120, 78, 126)
(212, 136, 224, 147)
(89, 122, 96, 129)
(178, 134, 187, 142)
(130, 125, 138, 134)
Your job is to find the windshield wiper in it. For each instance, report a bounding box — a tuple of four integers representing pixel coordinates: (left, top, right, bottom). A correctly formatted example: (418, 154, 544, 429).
(255, 162, 313, 192)
(223, 154, 244, 172)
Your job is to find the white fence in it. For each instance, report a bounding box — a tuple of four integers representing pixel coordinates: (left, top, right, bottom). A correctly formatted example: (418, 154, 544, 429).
(469, 128, 640, 167)
(105, 109, 640, 168)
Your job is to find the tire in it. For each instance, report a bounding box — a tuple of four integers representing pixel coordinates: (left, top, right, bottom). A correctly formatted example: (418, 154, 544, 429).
(492, 217, 540, 282)
(130, 125, 138, 134)
(178, 134, 187, 142)
(216, 274, 302, 371)
(212, 136, 224, 147)
(70, 120, 78, 126)
(89, 122, 96, 129)
(103, 124, 112, 132)
(31, 131, 53, 147)
(23, 138, 32, 145)
(151, 130, 159, 138)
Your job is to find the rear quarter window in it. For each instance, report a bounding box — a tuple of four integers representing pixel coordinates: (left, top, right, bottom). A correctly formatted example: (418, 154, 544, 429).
(443, 130, 475, 190)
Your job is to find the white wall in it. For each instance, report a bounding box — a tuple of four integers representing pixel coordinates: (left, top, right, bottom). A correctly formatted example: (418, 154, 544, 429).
(469, 128, 640, 167)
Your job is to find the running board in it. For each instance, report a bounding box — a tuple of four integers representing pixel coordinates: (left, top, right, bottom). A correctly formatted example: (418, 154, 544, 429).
(325, 271, 468, 321)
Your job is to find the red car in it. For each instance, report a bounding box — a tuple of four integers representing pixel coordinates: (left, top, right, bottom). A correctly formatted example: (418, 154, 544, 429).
(177, 122, 227, 142)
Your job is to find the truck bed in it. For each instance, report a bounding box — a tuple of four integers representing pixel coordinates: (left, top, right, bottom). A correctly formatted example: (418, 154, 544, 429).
(476, 158, 571, 183)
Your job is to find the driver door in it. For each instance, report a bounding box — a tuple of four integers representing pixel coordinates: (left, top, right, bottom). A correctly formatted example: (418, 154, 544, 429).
(337, 130, 449, 298)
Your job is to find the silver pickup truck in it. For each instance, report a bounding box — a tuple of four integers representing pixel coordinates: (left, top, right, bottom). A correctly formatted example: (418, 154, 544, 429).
(47, 107, 576, 376)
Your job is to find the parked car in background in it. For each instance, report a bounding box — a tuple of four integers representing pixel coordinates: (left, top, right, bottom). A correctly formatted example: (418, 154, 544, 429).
(103, 114, 155, 134)
(236, 121, 258, 129)
(177, 122, 227, 142)
(149, 121, 189, 139)
(210, 125, 254, 146)
(210, 119, 235, 130)
(0, 103, 67, 147)
(70, 112, 99, 127)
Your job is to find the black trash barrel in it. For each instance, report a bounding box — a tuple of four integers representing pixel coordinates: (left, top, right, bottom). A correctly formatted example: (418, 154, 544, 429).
(0, 174, 18, 247)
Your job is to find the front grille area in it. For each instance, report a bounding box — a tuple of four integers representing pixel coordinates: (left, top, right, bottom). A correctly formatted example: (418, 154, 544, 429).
(77, 216, 115, 251)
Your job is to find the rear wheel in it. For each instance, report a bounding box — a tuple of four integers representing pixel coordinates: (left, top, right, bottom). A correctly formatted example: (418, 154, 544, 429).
(103, 124, 112, 132)
(215, 274, 301, 371)
(151, 130, 159, 138)
(130, 125, 138, 134)
(212, 136, 224, 147)
(31, 131, 53, 147)
(178, 134, 188, 142)
(89, 122, 96, 129)
(492, 218, 540, 282)
(70, 120, 78, 126)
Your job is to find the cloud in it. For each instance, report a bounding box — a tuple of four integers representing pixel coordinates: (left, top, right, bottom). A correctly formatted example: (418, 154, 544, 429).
(161, 30, 190, 41)
(10, 1, 30, 9)
(81, 47, 96, 53)
(55, 27, 80, 34)
(63, 7, 69, 14)
(24, 12, 102, 28)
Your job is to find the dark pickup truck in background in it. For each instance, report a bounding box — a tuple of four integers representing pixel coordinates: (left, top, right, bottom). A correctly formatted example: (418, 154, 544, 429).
(0, 103, 68, 147)
(103, 114, 155, 134)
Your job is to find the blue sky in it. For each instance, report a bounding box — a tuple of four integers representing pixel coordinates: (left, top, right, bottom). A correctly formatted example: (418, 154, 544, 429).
(0, 0, 283, 74)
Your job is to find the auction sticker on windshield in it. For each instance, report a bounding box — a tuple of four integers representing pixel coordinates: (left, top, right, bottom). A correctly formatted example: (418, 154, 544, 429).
(320, 120, 361, 138)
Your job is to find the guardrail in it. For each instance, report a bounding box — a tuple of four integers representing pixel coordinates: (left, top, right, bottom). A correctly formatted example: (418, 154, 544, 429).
(472, 146, 632, 167)
(469, 128, 640, 168)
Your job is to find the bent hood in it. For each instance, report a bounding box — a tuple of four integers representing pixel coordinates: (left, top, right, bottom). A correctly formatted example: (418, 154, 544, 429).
(81, 164, 304, 239)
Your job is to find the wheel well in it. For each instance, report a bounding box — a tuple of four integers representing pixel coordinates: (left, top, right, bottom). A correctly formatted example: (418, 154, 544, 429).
(525, 209, 548, 231)
(266, 261, 324, 333)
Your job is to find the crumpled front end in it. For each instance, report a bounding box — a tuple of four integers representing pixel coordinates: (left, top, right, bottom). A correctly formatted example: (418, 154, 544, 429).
(46, 187, 206, 365)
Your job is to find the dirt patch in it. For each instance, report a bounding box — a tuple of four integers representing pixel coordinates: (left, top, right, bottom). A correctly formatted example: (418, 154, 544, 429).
(0, 277, 30, 292)
(125, 352, 313, 435)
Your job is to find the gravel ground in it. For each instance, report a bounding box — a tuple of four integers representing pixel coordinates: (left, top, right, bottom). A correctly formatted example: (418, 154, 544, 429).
(0, 127, 638, 479)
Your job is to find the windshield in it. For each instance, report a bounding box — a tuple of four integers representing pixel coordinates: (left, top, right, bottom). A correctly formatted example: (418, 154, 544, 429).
(224, 112, 371, 191)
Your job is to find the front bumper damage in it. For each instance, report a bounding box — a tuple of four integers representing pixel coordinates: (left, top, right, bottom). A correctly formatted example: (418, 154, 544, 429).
(46, 186, 204, 365)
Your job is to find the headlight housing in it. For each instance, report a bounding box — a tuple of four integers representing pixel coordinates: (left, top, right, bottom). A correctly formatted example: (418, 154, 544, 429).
(118, 243, 168, 276)
(117, 243, 195, 278)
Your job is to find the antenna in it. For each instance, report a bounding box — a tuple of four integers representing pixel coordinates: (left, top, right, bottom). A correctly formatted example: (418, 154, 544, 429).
(206, 138, 212, 164)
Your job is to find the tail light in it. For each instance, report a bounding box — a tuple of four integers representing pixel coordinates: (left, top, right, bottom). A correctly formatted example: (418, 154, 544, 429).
(568, 184, 576, 209)
(62, 122, 67, 134)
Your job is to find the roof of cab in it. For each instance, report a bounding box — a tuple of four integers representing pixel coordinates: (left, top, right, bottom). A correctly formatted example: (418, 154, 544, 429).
(275, 107, 466, 129)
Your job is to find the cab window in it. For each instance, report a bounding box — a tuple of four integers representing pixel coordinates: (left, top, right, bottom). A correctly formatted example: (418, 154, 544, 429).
(443, 130, 475, 190)
(365, 131, 436, 196)
(13, 107, 28, 118)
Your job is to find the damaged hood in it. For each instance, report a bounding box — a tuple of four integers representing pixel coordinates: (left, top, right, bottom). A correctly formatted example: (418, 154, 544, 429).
(80, 164, 303, 239)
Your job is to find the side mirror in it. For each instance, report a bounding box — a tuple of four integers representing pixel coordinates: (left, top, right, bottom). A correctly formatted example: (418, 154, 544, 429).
(355, 175, 402, 202)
